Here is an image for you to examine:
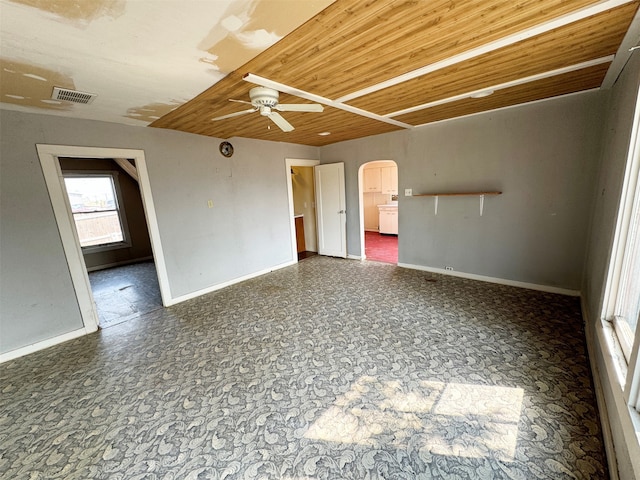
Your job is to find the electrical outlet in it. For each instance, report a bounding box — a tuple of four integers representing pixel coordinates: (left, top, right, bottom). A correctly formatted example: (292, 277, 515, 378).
(405, 188, 412, 196)
(445, 266, 453, 271)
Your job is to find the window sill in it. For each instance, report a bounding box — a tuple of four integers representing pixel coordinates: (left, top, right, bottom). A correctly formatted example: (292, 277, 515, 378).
(603, 320, 629, 386)
(599, 320, 640, 476)
(81, 241, 130, 255)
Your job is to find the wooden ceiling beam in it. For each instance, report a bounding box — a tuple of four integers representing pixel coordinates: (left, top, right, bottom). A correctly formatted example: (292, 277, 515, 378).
(253, 0, 606, 98)
(348, 4, 636, 115)
(151, 0, 639, 146)
(335, 0, 635, 103)
(397, 63, 610, 126)
(385, 56, 614, 118)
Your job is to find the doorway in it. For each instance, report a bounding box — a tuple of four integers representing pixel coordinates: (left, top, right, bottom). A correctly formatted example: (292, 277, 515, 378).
(59, 157, 162, 328)
(359, 160, 399, 264)
(286, 159, 320, 262)
(291, 165, 318, 261)
(37, 145, 170, 333)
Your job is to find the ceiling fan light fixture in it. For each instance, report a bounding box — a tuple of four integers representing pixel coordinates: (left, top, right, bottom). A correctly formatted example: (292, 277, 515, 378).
(470, 90, 494, 99)
(211, 86, 324, 132)
(250, 87, 279, 107)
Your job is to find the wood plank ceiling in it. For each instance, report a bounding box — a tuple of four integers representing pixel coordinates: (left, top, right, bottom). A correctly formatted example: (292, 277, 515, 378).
(151, 0, 640, 147)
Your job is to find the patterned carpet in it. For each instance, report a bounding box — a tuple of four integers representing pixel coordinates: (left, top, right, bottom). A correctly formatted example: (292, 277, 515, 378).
(0, 256, 606, 479)
(365, 231, 398, 264)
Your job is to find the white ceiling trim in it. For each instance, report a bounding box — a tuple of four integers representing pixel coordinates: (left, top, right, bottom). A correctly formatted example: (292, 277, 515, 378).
(242, 73, 413, 129)
(411, 88, 602, 129)
(335, 0, 635, 104)
(385, 56, 615, 118)
(601, 7, 640, 87)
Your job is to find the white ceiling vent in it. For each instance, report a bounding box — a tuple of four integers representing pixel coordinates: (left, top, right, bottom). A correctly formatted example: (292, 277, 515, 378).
(51, 87, 97, 104)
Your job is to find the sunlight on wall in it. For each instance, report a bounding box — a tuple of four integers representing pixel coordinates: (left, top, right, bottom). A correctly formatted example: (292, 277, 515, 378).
(304, 376, 524, 462)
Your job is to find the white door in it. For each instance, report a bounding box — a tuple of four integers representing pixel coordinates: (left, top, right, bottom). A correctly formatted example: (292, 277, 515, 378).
(315, 162, 347, 258)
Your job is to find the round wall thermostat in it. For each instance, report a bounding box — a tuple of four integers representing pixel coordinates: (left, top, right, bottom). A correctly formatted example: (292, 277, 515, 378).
(219, 141, 234, 157)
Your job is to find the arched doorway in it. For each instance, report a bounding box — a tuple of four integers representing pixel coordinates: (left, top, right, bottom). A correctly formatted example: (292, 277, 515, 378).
(358, 160, 398, 264)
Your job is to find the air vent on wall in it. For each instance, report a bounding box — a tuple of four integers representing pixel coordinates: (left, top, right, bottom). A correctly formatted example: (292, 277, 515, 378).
(51, 87, 97, 104)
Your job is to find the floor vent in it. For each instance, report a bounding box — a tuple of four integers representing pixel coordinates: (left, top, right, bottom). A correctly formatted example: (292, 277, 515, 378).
(51, 87, 97, 104)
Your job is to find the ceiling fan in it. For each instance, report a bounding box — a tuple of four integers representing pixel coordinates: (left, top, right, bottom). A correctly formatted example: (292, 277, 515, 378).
(211, 86, 324, 132)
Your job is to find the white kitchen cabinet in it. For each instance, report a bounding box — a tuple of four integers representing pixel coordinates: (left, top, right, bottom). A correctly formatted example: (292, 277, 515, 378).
(378, 206, 398, 234)
(363, 167, 382, 192)
(364, 192, 387, 231)
(381, 166, 398, 195)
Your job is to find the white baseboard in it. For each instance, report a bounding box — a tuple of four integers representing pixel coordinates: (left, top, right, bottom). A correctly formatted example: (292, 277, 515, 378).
(1, 260, 298, 362)
(166, 259, 297, 306)
(85, 256, 154, 272)
(0, 327, 90, 364)
(347, 254, 362, 260)
(397, 263, 581, 296)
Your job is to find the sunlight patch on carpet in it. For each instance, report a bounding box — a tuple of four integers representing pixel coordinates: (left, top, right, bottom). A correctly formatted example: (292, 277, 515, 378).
(305, 376, 523, 462)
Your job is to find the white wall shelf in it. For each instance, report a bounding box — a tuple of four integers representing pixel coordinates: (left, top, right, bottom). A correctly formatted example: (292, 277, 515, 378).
(411, 191, 502, 216)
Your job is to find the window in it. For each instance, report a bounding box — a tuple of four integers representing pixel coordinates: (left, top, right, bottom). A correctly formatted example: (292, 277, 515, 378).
(604, 85, 640, 413)
(63, 173, 129, 250)
(612, 197, 640, 363)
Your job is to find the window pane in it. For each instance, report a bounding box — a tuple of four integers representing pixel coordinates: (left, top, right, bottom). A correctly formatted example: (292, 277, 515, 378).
(616, 193, 640, 341)
(64, 175, 125, 248)
(64, 176, 117, 213)
(72, 211, 123, 247)
(622, 260, 639, 335)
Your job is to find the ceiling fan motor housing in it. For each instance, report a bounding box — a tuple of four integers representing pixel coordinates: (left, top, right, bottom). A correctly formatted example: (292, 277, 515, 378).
(249, 87, 280, 107)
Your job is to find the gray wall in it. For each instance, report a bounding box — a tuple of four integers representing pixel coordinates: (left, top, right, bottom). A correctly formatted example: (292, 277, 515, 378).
(151, 135, 315, 297)
(583, 54, 640, 321)
(320, 92, 605, 290)
(0, 110, 317, 354)
(59, 158, 153, 270)
(582, 53, 640, 480)
(0, 113, 84, 351)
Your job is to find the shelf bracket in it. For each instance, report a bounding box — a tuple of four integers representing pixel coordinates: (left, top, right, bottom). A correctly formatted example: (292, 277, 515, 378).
(412, 190, 501, 216)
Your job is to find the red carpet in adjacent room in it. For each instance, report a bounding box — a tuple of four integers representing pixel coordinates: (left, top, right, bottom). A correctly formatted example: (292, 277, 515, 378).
(365, 231, 398, 264)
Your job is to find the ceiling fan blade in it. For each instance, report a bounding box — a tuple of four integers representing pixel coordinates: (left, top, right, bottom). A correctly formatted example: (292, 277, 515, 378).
(229, 98, 253, 105)
(275, 103, 324, 112)
(211, 108, 256, 121)
(268, 112, 294, 132)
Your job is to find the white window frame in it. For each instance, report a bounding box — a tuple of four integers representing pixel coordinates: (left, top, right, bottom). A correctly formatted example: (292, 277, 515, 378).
(62, 171, 131, 253)
(611, 158, 640, 362)
(602, 84, 640, 413)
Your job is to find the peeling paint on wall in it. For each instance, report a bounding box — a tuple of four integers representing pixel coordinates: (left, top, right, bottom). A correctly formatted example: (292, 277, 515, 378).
(0, 58, 75, 110)
(249, 0, 334, 37)
(203, 35, 261, 74)
(201, 0, 334, 74)
(0, 0, 334, 124)
(125, 102, 182, 123)
(9, 0, 125, 24)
